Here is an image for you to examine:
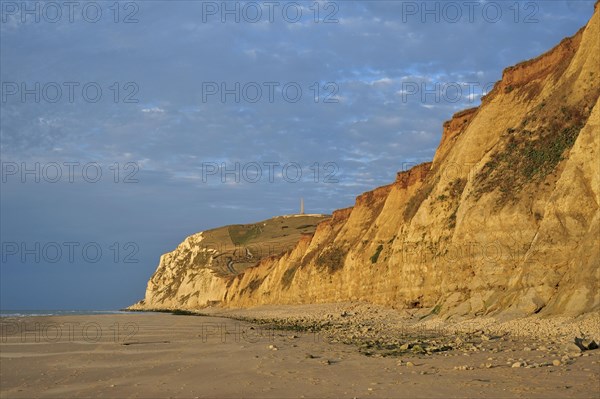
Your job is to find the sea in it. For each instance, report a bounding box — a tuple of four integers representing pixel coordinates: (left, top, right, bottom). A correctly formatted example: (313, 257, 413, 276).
(0, 310, 129, 317)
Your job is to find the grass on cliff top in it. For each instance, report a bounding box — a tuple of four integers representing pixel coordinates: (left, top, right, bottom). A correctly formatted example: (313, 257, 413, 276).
(202, 215, 329, 277)
(228, 224, 263, 245)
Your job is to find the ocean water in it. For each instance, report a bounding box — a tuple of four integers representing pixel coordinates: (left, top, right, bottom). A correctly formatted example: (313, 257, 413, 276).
(0, 310, 128, 318)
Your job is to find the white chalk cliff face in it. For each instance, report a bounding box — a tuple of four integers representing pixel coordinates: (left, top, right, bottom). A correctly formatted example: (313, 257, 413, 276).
(131, 3, 600, 318)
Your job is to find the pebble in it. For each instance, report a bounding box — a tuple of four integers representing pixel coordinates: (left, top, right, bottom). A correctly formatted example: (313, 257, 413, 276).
(454, 365, 473, 370)
(511, 362, 523, 368)
(268, 345, 278, 351)
(406, 362, 415, 367)
(552, 360, 561, 366)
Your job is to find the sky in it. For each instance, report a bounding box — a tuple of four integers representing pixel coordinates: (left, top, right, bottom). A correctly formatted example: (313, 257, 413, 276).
(0, 0, 595, 310)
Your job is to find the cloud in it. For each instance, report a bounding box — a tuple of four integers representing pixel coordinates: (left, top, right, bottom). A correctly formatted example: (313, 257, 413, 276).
(141, 107, 166, 114)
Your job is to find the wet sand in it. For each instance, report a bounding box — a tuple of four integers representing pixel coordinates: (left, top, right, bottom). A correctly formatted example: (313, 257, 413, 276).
(1, 312, 599, 398)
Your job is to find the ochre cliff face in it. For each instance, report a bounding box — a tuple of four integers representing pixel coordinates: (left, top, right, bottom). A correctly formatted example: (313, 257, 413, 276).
(131, 6, 600, 317)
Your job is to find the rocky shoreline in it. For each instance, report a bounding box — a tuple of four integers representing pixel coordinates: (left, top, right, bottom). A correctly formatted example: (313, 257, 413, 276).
(130, 302, 600, 372)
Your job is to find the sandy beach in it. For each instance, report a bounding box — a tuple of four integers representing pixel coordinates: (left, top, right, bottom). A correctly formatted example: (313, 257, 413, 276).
(1, 309, 599, 398)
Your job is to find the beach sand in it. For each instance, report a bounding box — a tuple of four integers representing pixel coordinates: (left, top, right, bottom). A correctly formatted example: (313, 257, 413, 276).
(1, 311, 599, 398)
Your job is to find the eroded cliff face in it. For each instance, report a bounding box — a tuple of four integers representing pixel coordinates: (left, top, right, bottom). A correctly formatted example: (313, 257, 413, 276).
(131, 5, 600, 317)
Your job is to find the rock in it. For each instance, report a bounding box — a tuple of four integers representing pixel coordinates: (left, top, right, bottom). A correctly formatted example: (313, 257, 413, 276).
(406, 362, 415, 367)
(399, 343, 411, 350)
(511, 362, 523, 368)
(564, 343, 582, 354)
(552, 360, 561, 366)
(580, 339, 599, 351)
(524, 347, 532, 351)
(485, 363, 493, 369)
(268, 345, 278, 351)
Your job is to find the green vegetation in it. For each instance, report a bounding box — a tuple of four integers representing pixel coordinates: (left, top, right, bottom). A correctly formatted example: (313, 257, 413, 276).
(446, 178, 466, 229)
(448, 211, 457, 229)
(281, 264, 299, 288)
(403, 183, 434, 222)
(419, 304, 442, 320)
(228, 224, 263, 245)
(240, 276, 266, 297)
(296, 224, 316, 229)
(433, 178, 466, 229)
(247, 277, 264, 292)
(448, 178, 467, 198)
(316, 247, 346, 273)
(473, 104, 588, 206)
(202, 215, 329, 278)
(370, 244, 384, 264)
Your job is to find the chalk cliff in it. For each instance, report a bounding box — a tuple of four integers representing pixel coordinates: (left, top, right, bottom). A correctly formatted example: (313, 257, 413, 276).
(130, 4, 600, 317)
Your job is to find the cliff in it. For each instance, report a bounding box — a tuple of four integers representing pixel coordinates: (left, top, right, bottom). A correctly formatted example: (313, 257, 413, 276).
(130, 5, 600, 318)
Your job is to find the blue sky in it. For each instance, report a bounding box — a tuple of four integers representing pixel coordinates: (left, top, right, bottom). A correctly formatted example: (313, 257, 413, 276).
(0, 0, 595, 310)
